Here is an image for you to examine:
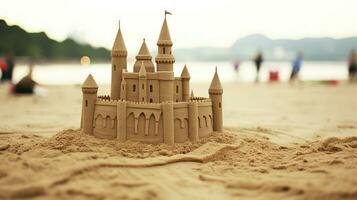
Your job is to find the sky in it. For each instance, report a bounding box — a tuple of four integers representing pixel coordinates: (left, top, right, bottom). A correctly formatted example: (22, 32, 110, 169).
(1, 0, 357, 52)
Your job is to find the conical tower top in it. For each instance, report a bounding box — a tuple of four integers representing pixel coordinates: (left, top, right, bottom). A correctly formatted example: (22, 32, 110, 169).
(157, 16, 172, 46)
(139, 61, 147, 77)
(138, 39, 150, 56)
(82, 74, 98, 89)
(112, 21, 127, 52)
(181, 65, 190, 79)
(209, 67, 223, 93)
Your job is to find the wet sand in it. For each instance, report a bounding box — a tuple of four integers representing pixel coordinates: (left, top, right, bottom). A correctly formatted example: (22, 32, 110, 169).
(0, 83, 357, 199)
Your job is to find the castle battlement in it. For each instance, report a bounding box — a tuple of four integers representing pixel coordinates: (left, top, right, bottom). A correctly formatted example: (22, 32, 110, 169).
(80, 12, 223, 144)
(98, 95, 111, 100)
(96, 99, 118, 105)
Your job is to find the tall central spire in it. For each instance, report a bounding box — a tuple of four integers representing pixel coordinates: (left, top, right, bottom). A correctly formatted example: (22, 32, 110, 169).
(157, 17, 172, 45)
(155, 12, 175, 72)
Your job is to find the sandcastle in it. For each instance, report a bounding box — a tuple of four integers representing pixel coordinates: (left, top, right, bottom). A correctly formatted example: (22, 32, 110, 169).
(80, 12, 223, 145)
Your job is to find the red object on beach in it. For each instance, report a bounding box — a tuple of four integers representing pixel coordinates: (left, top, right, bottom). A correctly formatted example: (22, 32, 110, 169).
(328, 80, 338, 86)
(269, 70, 279, 82)
(0, 59, 7, 70)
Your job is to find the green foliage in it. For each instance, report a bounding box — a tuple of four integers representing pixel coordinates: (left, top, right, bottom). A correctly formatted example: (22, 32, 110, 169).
(0, 19, 110, 61)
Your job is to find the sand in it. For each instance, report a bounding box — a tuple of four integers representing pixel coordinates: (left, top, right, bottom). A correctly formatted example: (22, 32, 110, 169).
(0, 82, 357, 199)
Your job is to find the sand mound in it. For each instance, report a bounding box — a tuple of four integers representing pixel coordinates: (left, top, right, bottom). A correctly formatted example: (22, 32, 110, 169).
(4, 129, 237, 158)
(0, 130, 356, 199)
(39, 129, 237, 158)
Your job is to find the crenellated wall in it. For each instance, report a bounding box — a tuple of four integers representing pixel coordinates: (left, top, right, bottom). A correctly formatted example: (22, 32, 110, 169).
(90, 97, 213, 144)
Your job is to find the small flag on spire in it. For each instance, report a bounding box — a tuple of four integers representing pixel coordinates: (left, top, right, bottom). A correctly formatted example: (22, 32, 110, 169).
(165, 10, 172, 17)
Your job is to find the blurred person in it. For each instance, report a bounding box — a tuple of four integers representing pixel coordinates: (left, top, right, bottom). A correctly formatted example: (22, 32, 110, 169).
(233, 58, 240, 72)
(13, 61, 38, 94)
(348, 49, 357, 81)
(0, 51, 15, 82)
(253, 51, 264, 82)
(290, 52, 303, 82)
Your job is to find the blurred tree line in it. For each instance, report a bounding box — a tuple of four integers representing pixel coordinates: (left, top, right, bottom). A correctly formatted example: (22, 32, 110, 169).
(0, 19, 110, 61)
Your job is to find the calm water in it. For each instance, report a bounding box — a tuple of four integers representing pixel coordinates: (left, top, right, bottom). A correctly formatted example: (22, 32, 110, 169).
(12, 61, 348, 85)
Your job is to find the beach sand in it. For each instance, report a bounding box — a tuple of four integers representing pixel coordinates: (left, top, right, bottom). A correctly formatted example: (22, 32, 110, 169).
(0, 83, 357, 199)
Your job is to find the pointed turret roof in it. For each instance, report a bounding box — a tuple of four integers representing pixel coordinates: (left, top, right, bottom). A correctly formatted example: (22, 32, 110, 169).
(191, 90, 194, 98)
(181, 65, 190, 79)
(209, 67, 223, 91)
(139, 61, 147, 77)
(157, 17, 172, 45)
(82, 74, 98, 89)
(112, 22, 127, 51)
(138, 39, 150, 56)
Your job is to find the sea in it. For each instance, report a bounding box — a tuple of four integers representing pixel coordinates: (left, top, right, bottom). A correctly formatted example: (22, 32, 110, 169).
(12, 61, 348, 85)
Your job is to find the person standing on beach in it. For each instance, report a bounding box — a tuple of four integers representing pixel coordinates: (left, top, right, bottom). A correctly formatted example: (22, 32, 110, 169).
(348, 49, 357, 81)
(290, 52, 303, 82)
(253, 51, 264, 82)
(0, 51, 15, 83)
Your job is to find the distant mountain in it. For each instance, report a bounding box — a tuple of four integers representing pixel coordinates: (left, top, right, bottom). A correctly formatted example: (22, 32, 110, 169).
(173, 34, 357, 61)
(0, 19, 110, 61)
(230, 34, 357, 61)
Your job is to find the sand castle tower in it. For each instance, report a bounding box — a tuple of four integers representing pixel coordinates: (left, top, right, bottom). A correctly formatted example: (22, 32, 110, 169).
(111, 23, 127, 100)
(156, 16, 175, 72)
(181, 65, 190, 101)
(156, 16, 175, 102)
(209, 68, 223, 132)
(81, 74, 98, 135)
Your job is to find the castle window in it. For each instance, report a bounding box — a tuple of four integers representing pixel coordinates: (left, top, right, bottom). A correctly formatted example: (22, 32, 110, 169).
(133, 84, 136, 92)
(176, 85, 179, 93)
(163, 47, 166, 54)
(142, 97, 144, 101)
(150, 98, 153, 103)
(114, 65, 116, 71)
(219, 102, 221, 108)
(85, 100, 88, 107)
(150, 85, 153, 92)
(142, 84, 144, 90)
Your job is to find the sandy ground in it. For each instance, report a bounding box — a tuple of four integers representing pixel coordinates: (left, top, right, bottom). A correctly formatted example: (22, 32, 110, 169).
(0, 82, 357, 199)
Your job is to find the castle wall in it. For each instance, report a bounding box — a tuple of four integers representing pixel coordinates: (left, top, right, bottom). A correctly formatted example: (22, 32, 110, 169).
(93, 101, 117, 139)
(125, 77, 139, 102)
(126, 102, 164, 143)
(90, 98, 213, 143)
(147, 79, 160, 103)
(173, 102, 189, 142)
(197, 101, 213, 138)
